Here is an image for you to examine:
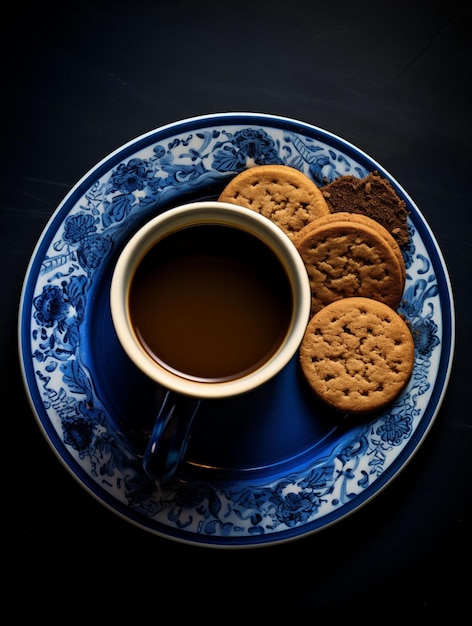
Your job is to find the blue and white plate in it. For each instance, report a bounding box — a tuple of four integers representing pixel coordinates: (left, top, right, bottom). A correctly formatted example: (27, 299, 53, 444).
(18, 113, 454, 547)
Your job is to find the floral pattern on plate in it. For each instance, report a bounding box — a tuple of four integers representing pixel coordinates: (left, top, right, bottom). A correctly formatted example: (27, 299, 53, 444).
(21, 114, 451, 546)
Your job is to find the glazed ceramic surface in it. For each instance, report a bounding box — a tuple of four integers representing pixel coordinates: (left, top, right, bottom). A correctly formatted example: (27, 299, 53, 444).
(18, 113, 454, 547)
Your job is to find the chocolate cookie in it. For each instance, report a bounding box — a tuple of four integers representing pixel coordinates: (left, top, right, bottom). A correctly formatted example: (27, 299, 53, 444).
(295, 213, 405, 314)
(218, 164, 330, 240)
(320, 171, 409, 246)
(299, 297, 415, 414)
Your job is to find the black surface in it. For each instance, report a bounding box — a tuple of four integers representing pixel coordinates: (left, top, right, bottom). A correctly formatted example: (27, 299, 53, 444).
(2, 0, 470, 619)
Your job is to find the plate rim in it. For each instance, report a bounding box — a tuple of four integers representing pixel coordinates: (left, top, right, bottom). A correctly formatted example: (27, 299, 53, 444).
(17, 111, 455, 548)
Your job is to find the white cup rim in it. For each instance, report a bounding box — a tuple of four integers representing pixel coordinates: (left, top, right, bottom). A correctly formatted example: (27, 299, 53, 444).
(110, 201, 311, 399)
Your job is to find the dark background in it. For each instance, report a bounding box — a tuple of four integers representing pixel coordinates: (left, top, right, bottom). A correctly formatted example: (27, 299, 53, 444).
(2, 0, 470, 619)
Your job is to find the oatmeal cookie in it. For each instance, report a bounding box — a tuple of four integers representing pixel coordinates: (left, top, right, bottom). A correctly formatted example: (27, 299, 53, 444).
(299, 297, 415, 413)
(295, 214, 405, 314)
(218, 164, 330, 240)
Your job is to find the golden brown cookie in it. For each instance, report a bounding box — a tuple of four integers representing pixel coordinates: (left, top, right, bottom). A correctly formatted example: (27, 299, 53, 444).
(299, 297, 415, 414)
(295, 214, 405, 314)
(218, 164, 330, 240)
(320, 171, 409, 246)
(294, 211, 406, 288)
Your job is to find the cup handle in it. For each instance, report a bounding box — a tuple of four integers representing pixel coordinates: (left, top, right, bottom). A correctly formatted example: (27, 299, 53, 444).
(143, 390, 200, 482)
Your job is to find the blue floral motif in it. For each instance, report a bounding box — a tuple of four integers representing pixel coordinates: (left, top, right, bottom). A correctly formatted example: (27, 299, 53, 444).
(376, 409, 413, 446)
(102, 158, 157, 228)
(62, 401, 104, 457)
(271, 490, 317, 527)
(212, 128, 283, 172)
(63, 213, 97, 243)
(33, 276, 88, 363)
(412, 315, 440, 358)
(107, 157, 155, 194)
(61, 212, 112, 272)
(93, 126, 366, 234)
(33, 285, 69, 328)
(26, 121, 446, 544)
(76, 233, 112, 270)
(149, 430, 378, 536)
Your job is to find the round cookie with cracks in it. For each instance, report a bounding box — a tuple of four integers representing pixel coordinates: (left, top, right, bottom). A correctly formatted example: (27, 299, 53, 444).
(299, 297, 415, 414)
(294, 211, 406, 288)
(295, 214, 405, 314)
(218, 164, 330, 240)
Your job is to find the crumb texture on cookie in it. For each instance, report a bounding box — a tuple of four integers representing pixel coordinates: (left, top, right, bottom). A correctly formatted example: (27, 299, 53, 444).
(296, 219, 405, 313)
(294, 211, 406, 287)
(320, 171, 409, 246)
(218, 164, 330, 240)
(299, 297, 415, 414)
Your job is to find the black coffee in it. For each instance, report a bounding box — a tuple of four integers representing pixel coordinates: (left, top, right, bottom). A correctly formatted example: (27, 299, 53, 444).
(128, 224, 293, 382)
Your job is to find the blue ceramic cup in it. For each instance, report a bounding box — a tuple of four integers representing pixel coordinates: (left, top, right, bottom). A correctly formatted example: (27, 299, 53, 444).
(110, 201, 311, 481)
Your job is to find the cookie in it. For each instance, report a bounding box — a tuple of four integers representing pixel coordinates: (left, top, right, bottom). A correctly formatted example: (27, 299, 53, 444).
(320, 171, 409, 246)
(299, 297, 415, 414)
(295, 214, 405, 314)
(218, 164, 330, 240)
(294, 211, 406, 288)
